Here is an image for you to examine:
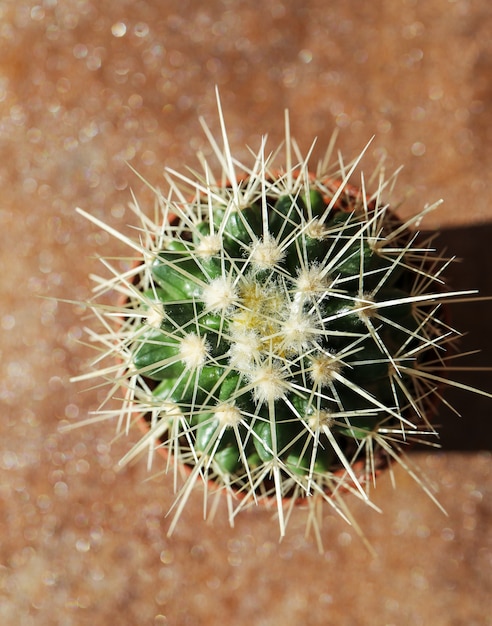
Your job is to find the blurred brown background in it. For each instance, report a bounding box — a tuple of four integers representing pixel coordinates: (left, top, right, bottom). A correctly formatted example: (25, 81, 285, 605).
(1, 1, 491, 624)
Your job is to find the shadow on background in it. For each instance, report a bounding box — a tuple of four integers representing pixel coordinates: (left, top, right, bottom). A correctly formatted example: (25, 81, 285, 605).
(418, 222, 492, 452)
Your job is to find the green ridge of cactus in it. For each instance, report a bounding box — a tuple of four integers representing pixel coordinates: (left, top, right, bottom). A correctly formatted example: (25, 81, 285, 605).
(72, 94, 492, 547)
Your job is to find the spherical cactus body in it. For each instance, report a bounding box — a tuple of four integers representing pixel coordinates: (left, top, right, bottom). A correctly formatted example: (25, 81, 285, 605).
(73, 98, 491, 544)
(131, 181, 430, 487)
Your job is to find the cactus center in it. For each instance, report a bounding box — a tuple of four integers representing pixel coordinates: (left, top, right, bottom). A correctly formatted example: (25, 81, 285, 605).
(227, 273, 322, 370)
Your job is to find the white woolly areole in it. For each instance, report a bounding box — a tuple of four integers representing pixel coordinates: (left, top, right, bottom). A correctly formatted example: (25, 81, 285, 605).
(295, 264, 331, 297)
(179, 332, 210, 369)
(281, 309, 317, 353)
(308, 409, 335, 430)
(214, 403, 242, 428)
(249, 362, 286, 404)
(195, 234, 222, 259)
(202, 276, 238, 312)
(309, 353, 343, 386)
(250, 235, 285, 270)
(228, 328, 261, 370)
(306, 218, 329, 240)
(355, 295, 376, 321)
(161, 401, 185, 420)
(146, 302, 165, 329)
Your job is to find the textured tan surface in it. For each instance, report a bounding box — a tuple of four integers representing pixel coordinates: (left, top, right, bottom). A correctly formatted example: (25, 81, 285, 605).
(1, 1, 491, 625)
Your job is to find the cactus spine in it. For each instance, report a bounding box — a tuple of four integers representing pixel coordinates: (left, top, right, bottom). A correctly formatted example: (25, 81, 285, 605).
(73, 95, 491, 545)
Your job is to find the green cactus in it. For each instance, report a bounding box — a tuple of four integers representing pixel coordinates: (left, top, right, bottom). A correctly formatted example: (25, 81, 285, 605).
(73, 96, 491, 545)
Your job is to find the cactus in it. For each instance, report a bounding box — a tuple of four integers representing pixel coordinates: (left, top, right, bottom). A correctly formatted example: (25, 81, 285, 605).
(72, 95, 491, 546)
